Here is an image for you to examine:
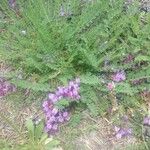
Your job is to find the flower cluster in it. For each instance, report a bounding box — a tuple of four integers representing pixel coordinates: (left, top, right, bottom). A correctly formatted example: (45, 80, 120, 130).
(0, 78, 16, 98)
(43, 100, 70, 134)
(42, 78, 80, 134)
(107, 70, 126, 91)
(143, 116, 150, 126)
(112, 70, 126, 82)
(48, 78, 80, 103)
(114, 126, 132, 139)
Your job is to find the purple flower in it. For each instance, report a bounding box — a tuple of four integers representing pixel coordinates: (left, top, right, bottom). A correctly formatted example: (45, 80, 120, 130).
(66, 79, 80, 100)
(46, 123, 52, 130)
(45, 123, 52, 133)
(42, 100, 48, 108)
(107, 82, 115, 91)
(48, 93, 58, 103)
(51, 108, 58, 115)
(114, 126, 132, 139)
(42, 101, 49, 112)
(42, 100, 53, 112)
(42, 102, 70, 134)
(42, 78, 80, 134)
(143, 116, 150, 126)
(57, 116, 64, 123)
(56, 87, 64, 97)
(112, 70, 126, 82)
(55, 78, 80, 100)
(63, 111, 69, 118)
(48, 116, 56, 122)
(52, 124, 58, 131)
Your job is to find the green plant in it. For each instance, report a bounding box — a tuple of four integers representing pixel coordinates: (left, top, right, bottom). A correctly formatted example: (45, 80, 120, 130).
(0, 113, 60, 150)
(22, 118, 60, 150)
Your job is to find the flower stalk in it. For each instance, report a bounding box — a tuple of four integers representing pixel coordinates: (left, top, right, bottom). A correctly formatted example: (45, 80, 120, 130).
(110, 91, 118, 113)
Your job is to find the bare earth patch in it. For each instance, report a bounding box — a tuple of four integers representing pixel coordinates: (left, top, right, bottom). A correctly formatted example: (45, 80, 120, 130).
(0, 98, 42, 144)
(1, 92, 149, 150)
(73, 118, 137, 150)
(57, 111, 143, 150)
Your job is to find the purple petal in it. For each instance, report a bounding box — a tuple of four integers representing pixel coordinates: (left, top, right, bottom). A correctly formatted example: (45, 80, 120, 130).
(63, 111, 69, 118)
(143, 117, 149, 125)
(114, 126, 120, 132)
(107, 82, 115, 91)
(42, 101, 48, 108)
(48, 93, 55, 100)
(116, 132, 122, 139)
(51, 108, 58, 115)
(52, 124, 58, 130)
(112, 71, 126, 82)
(58, 116, 64, 123)
(115, 127, 132, 139)
(48, 116, 56, 122)
(46, 123, 52, 129)
(48, 93, 58, 103)
(72, 90, 78, 97)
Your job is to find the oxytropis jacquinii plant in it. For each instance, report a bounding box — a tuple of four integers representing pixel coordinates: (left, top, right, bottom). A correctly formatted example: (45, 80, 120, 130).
(42, 78, 80, 134)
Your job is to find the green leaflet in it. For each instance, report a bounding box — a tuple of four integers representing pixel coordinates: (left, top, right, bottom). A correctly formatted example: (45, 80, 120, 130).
(80, 73, 100, 85)
(10, 79, 51, 92)
(115, 82, 135, 96)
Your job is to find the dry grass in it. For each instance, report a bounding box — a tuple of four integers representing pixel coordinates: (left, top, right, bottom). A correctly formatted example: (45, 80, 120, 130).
(57, 112, 139, 150)
(0, 98, 43, 144)
(74, 118, 137, 150)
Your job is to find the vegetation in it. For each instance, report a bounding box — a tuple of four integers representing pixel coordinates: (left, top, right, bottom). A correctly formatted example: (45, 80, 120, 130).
(0, 0, 150, 149)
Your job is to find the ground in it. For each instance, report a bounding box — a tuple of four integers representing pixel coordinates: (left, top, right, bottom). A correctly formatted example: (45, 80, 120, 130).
(0, 95, 145, 150)
(1, 0, 150, 149)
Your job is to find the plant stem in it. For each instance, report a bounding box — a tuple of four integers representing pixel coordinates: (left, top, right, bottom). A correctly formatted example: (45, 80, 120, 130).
(110, 91, 118, 112)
